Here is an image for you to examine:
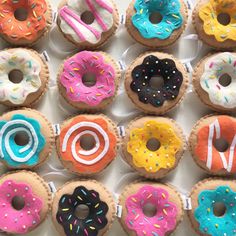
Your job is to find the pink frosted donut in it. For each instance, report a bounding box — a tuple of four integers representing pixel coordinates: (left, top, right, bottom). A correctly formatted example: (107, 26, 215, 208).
(0, 171, 51, 234)
(58, 51, 120, 111)
(119, 183, 183, 236)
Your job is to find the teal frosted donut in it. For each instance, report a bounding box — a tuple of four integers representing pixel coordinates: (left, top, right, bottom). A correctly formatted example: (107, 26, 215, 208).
(189, 179, 236, 236)
(126, 0, 187, 47)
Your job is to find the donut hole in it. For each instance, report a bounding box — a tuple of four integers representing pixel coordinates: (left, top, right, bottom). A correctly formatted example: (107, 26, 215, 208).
(14, 131, 30, 146)
(11, 196, 25, 211)
(82, 73, 97, 87)
(213, 202, 226, 217)
(217, 13, 231, 26)
(74, 204, 90, 219)
(81, 11, 95, 25)
(80, 134, 96, 151)
(149, 76, 164, 90)
(218, 73, 232, 87)
(213, 137, 229, 152)
(14, 8, 28, 21)
(146, 138, 161, 151)
(142, 203, 157, 217)
(149, 12, 163, 24)
(8, 69, 24, 84)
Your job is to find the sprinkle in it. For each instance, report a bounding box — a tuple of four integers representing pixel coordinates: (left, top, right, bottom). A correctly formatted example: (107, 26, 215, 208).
(69, 224, 72, 231)
(62, 208, 69, 211)
(70, 87, 74, 93)
(147, 194, 152, 199)
(162, 193, 166, 199)
(152, 232, 159, 236)
(77, 196, 83, 201)
(129, 220, 133, 225)
(154, 224, 160, 228)
(163, 209, 167, 215)
(33, 10, 37, 18)
(84, 229, 88, 236)
(134, 214, 140, 220)
(172, 14, 179, 19)
(96, 210, 103, 215)
(140, 9, 143, 14)
(90, 226, 95, 230)
(73, 68, 80, 71)
(95, 203, 99, 208)
(81, 189, 87, 195)
(132, 197, 137, 202)
(207, 208, 211, 212)
(76, 226, 80, 233)
(86, 219, 92, 223)
(215, 224, 219, 228)
(68, 215, 72, 220)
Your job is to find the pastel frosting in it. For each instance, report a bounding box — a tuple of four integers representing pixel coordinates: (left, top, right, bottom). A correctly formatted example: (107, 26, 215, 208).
(0, 180, 42, 234)
(0, 114, 46, 167)
(60, 51, 116, 107)
(132, 0, 183, 40)
(125, 185, 178, 236)
(195, 186, 236, 236)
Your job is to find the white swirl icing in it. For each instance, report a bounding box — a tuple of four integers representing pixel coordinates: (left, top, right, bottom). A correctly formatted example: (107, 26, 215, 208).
(59, 0, 114, 44)
(200, 52, 236, 109)
(0, 50, 42, 105)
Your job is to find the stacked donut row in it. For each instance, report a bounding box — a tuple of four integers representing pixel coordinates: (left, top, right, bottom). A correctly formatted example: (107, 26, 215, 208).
(0, 0, 235, 50)
(1, 170, 235, 236)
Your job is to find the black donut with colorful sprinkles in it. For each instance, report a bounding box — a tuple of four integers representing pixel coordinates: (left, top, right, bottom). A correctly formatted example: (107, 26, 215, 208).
(125, 52, 188, 114)
(56, 186, 109, 236)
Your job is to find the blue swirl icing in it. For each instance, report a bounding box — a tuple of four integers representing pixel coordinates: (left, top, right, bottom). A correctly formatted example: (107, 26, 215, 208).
(194, 186, 236, 236)
(0, 114, 46, 167)
(132, 0, 183, 39)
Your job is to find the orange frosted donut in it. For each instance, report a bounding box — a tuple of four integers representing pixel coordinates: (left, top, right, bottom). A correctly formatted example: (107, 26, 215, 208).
(0, 0, 52, 45)
(56, 114, 118, 175)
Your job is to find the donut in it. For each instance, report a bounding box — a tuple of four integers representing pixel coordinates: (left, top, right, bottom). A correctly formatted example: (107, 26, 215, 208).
(0, 170, 52, 234)
(57, 51, 120, 111)
(122, 116, 186, 179)
(188, 178, 236, 236)
(125, 52, 189, 115)
(0, 48, 49, 107)
(0, 0, 52, 46)
(193, 52, 236, 112)
(52, 179, 115, 236)
(0, 109, 54, 169)
(56, 114, 119, 175)
(119, 181, 183, 236)
(57, 0, 119, 49)
(189, 115, 236, 175)
(193, 0, 236, 49)
(125, 0, 188, 48)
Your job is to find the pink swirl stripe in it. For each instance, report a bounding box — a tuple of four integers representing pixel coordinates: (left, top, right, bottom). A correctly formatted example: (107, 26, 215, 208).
(125, 185, 178, 236)
(95, 0, 113, 13)
(0, 180, 42, 234)
(60, 51, 116, 106)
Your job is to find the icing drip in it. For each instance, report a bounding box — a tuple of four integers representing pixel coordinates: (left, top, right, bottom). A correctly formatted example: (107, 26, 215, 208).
(200, 52, 236, 109)
(59, 116, 117, 173)
(199, 0, 236, 42)
(195, 116, 236, 173)
(0, 0, 48, 42)
(59, 0, 114, 44)
(127, 120, 182, 172)
(56, 186, 108, 236)
(60, 51, 116, 106)
(0, 114, 46, 167)
(130, 55, 183, 107)
(0, 49, 42, 105)
(195, 186, 236, 236)
(132, 0, 183, 40)
(125, 185, 178, 236)
(0, 180, 42, 234)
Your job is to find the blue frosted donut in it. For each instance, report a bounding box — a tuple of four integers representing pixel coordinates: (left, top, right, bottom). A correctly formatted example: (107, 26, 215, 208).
(194, 186, 236, 236)
(132, 0, 183, 39)
(0, 114, 46, 168)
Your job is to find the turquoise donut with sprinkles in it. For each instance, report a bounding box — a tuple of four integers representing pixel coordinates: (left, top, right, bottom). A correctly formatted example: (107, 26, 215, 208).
(194, 185, 236, 236)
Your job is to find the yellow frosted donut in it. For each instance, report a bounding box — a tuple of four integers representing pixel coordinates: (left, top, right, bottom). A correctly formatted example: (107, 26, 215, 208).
(122, 117, 186, 179)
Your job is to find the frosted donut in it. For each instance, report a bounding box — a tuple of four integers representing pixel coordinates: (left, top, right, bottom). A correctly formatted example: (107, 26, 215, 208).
(193, 0, 236, 49)
(122, 116, 186, 179)
(52, 179, 115, 236)
(119, 181, 183, 236)
(0, 171, 52, 234)
(189, 115, 236, 175)
(188, 178, 236, 236)
(57, 0, 119, 49)
(0, 48, 49, 107)
(57, 51, 120, 111)
(125, 0, 188, 48)
(56, 114, 119, 175)
(0, 109, 54, 169)
(193, 52, 236, 112)
(0, 0, 52, 46)
(125, 52, 189, 115)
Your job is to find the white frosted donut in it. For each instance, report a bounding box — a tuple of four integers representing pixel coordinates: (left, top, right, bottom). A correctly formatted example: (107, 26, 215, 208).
(57, 0, 118, 48)
(200, 52, 236, 109)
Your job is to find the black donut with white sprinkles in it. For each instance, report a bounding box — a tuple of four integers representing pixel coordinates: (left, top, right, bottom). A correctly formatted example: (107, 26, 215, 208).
(56, 186, 108, 236)
(130, 55, 183, 107)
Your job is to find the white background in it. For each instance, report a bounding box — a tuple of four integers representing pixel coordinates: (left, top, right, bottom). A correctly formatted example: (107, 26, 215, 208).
(0, 0, 215, 235)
